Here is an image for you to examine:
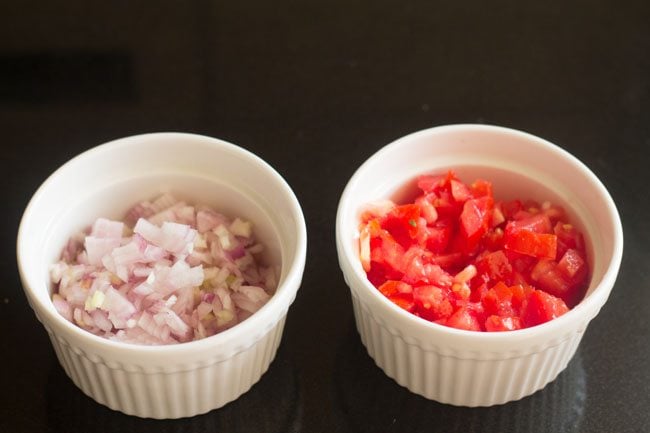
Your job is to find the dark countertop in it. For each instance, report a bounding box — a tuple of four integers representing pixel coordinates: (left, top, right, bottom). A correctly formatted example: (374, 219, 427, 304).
(2, 1, 649, 432)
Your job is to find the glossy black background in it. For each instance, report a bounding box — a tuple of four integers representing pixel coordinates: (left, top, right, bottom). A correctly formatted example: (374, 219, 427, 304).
(2, 1, 649, 432)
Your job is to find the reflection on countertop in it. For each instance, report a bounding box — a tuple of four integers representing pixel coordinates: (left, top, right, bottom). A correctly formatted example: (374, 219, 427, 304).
(334, 321, 586, 433)
(45, 345, 302, 433)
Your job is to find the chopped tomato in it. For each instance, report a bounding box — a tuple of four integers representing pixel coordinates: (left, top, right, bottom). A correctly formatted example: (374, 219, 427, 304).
(482, 281, 517, 317)
(378, 280, 415, 312)
(542, 203, 566, 223)
(507, 213, 552, 234)
(554, 222, 585, 258)
(417, 173, 449, 193)
(383, 204, 421, 248)
(557, 249, 586, 279)
(504, 226, 557, 259)
(521, 290, 569, 327)
(459, 196, 493, 254)
(475, 250, 512, 283)
(450, 179, 472, 202)
(445, 307, 481, 331)
(485, 315, 522, 332)
(358, 170, 588, 331)
(501, 200, 524, 219)
(424, 219, 454, 253)
(482, 227, 505, 251)
(413, 285, 454, 321)
(415, 195, 438, 224)
(471, 179, 493, 198)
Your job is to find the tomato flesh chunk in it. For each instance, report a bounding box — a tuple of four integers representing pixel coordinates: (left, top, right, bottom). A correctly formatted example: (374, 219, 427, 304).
(504, 228, 557, 259)
(521, 290, 569, 327)
(413, 285, 454, 321)
(460, 196, 493, 254)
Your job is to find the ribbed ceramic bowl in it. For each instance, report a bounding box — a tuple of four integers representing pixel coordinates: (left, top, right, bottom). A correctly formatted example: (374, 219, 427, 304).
(336, 124, 623, 407)
(17, 132, 307, 418)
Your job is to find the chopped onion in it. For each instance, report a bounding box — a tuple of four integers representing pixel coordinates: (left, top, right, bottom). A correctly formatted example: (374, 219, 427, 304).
(50, 194, 277, 345)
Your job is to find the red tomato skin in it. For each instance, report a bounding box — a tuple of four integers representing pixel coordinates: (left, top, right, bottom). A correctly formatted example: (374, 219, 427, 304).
(521, 290, 569, 327)
(530, 259, 573, 300)
(446, 307, 482, 331)
(433, 193, 464, 219)
(390, 294, 417, 312)
(471, 179, 493, 198)
(424, 219, 454, 253)
(378, 280, 413, 297)
(507, 213, 552, 234)
(371, 233, 405, 273)
(459, 196, 493, 254)
(554, 222, 585, 258)
(417, 173, 450, 193)
(416, 195, 438, 224)
(382, 204, 421, 248)
(504, 228, 557, 259)
(413, 285, 454, 321)
(377, 280, 416, 312)
(485, 315, 522, 332)
(450, 179, 472, 202)
(482, 283, 514, 317)
(475, 250, 513, 285)
(502, 200, 524, 219)
(430, 252, 464, 269)
(557, 248, 586, 279)
(543, 204, 566, 223)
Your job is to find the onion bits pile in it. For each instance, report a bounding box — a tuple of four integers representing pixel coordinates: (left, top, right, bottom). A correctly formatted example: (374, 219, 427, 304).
(50, 194, 277, 345)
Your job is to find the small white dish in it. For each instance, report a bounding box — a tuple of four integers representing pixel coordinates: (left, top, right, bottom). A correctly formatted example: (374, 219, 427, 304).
(336, 124, 623, 406)
(17, 132, 307, 418)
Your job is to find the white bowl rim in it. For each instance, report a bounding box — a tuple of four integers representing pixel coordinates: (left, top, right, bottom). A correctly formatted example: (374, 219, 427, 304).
(17, 131, 307, 356)
(336, 123, 624, 344)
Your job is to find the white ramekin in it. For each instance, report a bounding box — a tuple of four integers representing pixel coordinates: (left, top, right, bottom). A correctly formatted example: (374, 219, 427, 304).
(17, 132, 307, 418)
(336, 124, 623, 407)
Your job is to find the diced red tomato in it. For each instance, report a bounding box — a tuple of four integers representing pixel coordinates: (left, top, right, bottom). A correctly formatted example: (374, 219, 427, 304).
(450, 179, 472, 202)
(471, 179, 493, 198)
(415, 195, 438, 224)
(482, 227, 505, 251)
(378, 280, 415, 312)
(557, 248, 586, 279)
(459, 196, 493, 254)
(521, 290, 569, 327)
(378, 280, 413, 297)
(507, 213, 552, 234)
(475, 250, 512, 283)
(542, 203, 566, 223)
(482, 281, 516, 317)
(554, 222, 585, 258)
(504, 227, 557, 259)
(491, 205, 506, 228)
(413, 285, 454, 321)
(425, 219, 454, 253)
(359, 170, 588, 331)
(417, 173, 449, 193)
(370, 230, 405, 271)
(502, 200, 524, 219)
(383, 204, 421, 248)
(433, 191, 463, 219)
(531, 252, 587, 307)
(430, 252, 464, 269)
(485, 315, 522, 332)
(445, 307, 481, 331)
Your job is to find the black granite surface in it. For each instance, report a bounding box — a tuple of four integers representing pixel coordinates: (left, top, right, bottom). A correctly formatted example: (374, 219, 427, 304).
(2, 1, 649, 432)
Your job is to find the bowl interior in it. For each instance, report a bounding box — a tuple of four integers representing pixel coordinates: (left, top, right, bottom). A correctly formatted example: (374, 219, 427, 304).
(19, 133, 303, 335)
(40, 174, 282, 294)
(338, 125, 621, 306)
